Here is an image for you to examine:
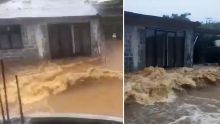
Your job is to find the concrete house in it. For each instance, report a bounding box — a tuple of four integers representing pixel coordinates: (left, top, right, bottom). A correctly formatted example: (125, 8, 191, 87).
(125, 11, 200, 72)
(0, 0, 122, 60)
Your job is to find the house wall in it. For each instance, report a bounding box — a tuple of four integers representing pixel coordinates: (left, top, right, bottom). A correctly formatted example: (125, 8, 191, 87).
(90, 19, 102, 56)
(184, 30, 194, 67)
(0, 16, 102, 60)
(124, 25, 145, 72)
(125, 24, 195, 72)
(0, 24, 39, 60)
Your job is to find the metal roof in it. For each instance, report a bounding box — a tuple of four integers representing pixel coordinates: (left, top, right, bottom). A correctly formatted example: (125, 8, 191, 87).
(0, 0, 98, 19)
(125, 11, 201, 30)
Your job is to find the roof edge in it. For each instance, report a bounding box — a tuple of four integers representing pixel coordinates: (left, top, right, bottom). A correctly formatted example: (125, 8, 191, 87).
(125, 11, 201, 29)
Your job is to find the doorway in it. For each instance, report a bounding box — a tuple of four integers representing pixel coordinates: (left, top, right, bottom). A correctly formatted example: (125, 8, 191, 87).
(48, 24, 73, 59)
(48, 23, 91, 59)
(73, 23, 91, 56)
(145, 29, 185, 67)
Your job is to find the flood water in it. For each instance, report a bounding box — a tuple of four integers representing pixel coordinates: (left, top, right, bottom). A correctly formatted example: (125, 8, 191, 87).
(47, 78, 123, 116)
(2, 40, 123, 118)
(125, 86, 220, 124)
(20, 78, 123, 117)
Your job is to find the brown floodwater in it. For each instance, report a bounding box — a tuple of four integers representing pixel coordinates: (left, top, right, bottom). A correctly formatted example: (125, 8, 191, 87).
(1, 40, 123, 118)
(20, 78, 123, 117)
(125, 86, 220, 124)
(101, 39, 123, 71)
(47, 78, 123, 117)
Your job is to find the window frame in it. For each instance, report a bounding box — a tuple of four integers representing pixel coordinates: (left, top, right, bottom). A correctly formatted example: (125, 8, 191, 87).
(0, 25, 23, 50)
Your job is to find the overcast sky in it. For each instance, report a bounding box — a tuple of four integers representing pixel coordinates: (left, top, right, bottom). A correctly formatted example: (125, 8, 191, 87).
(125, 0, 220, 22)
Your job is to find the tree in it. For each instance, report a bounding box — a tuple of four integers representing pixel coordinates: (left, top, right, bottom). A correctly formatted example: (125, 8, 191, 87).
(201, 22, 220, 30)
(163, 13, 191, 21)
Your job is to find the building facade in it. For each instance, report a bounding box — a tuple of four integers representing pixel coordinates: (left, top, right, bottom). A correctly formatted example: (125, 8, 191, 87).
(0, 0, 122, 60)
(125, 11, 200, 72)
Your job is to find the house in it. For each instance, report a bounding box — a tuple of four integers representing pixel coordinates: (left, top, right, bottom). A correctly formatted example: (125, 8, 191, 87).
(0, 0, 122, 60)
(125, 11, 200, 72)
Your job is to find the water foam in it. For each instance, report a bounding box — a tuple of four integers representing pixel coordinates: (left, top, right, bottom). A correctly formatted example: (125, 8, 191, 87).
(168, 103, 220, 124)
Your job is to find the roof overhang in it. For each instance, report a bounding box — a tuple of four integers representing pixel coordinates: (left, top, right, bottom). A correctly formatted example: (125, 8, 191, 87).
(125, 11, 201, 31)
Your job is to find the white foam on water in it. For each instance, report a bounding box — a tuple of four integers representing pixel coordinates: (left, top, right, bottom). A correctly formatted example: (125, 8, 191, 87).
(166, 90, 177, 103)
(207, 104, 218, 108)
(168, 116, 190, 124)
(168, 103, 220, 124)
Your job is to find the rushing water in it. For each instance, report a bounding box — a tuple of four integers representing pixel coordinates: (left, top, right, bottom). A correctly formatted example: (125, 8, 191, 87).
(4, 40, 123, 118)
(125, 86, 220, 124)
(46, 78, 123, 117)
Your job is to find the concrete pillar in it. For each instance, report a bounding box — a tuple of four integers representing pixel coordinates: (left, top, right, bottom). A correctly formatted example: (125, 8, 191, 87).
(130, 26, 140, 70)
(39, 24, 51, 59)
(35, 24, 45, 58)
(137, 28, 146, 70)
(90, 18, 102, 56)
(184, 30, 194, 67)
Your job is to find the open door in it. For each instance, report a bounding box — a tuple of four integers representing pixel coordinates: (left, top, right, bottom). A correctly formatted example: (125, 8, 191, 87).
(74, 23, 91, 56)
(48, 24, 73, 59)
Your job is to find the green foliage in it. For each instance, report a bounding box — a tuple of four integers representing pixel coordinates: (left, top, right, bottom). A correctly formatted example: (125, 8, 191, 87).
(200, 22, 220, 30)
(162, 13, 191, 21)
(162, 13, 220, 30)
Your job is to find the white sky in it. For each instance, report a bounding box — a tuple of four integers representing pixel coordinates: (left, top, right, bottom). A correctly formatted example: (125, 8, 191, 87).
(125, 0, 220, 22)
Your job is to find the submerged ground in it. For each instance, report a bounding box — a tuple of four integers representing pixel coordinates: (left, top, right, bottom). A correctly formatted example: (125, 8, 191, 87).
(0, 40, 123, 118)
(125, 66, 220, 124)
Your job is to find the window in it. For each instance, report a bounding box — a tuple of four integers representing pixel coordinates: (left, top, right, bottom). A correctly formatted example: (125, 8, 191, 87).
(0, 25, 22, 49)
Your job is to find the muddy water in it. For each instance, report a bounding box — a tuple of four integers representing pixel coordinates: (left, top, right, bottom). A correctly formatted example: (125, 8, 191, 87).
(125, 86, 220, 124)
(101, 39, 123, 71)
(47, 78, 123, 117)
(4, 40, 123, 117)
(45, 40, 123, 117)
(20, 78, 123, 117)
